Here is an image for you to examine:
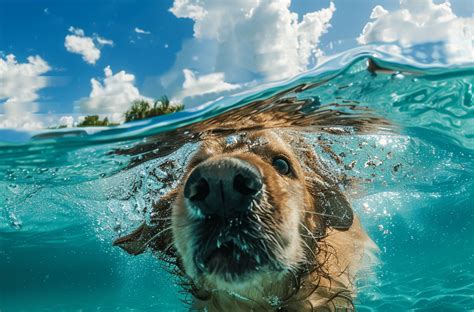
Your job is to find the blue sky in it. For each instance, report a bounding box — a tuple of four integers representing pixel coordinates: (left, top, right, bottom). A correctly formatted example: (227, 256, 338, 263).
(0, 0, 472, 128)
(1, 0, 192, 115)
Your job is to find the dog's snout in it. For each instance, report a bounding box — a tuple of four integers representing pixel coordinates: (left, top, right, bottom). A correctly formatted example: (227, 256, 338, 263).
(184, 158, 262, 218)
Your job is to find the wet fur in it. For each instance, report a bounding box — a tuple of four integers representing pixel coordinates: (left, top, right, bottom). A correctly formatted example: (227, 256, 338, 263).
(114, 129, 376, 311)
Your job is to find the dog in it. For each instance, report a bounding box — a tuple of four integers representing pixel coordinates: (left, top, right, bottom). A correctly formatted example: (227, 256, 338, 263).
(114, 128, 376, 311)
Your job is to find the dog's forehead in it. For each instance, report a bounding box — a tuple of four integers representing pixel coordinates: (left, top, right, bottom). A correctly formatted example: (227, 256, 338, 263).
(197, 131, 295, 159)
(224, 130, 290, 151)
(227, 132, 268, 146)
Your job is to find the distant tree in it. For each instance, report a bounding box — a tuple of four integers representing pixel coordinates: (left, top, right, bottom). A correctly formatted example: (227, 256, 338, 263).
(77, 115, 118, 127)
(49, 125, 68, 129)
(124, 96, 184, 123)
(74, 96, 182, 127)
(124, 99, 151, 122)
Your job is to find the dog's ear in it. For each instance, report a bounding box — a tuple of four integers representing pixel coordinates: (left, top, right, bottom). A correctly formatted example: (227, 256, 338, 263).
(295, 140, 354, 231)
(312, 185, 353, 231)
(113, 189, 177, 255)
(113, 222, 157, 255)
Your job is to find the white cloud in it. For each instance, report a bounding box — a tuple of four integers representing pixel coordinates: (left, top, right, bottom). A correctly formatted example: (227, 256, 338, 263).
(0, 54, 51, 129)
(65, 27, 99, 64)
(0, 115, 45, 129)
(64, 27, 113, 65)
(170, 0, 335, 81)
(150, 0, 335, 103)
(358, 0, 474, 63)
(68, 26, 84, 36)
(0, 54, 50, 106)
(96, 36, 114, 46)
(177, 69, 240, 100)
(134, 27, 151, 35)
(77, 66, 150, 122)
(58, 115, 74, 128)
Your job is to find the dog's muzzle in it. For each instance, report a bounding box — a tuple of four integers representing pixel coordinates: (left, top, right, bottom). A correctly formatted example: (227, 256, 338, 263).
(184, 157, 263, 218)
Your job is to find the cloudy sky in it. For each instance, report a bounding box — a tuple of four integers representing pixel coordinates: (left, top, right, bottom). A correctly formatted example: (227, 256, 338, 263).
(0, 0, 472, 128)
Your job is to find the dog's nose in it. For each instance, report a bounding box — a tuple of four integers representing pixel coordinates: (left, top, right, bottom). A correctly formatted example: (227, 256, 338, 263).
(184, 158, 263, 218)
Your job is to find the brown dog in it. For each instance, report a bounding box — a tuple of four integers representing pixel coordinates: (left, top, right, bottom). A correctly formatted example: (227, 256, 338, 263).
(114, 129, 376, 311)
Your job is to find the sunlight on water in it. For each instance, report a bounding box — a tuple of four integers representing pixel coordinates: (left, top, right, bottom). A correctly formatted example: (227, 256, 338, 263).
(1, 48, 473, 311)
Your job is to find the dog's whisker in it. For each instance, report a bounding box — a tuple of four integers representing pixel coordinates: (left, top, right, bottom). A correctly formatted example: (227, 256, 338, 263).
(301, 209, 348, 221)
(151, 216, 172, 221)
(300, 236, 318, 261)
(299, 233, 315, 240)
(300, 222, 316, 238)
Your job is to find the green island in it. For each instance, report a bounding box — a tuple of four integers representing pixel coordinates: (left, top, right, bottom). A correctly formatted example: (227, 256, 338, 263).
(76, 96, 183, 127)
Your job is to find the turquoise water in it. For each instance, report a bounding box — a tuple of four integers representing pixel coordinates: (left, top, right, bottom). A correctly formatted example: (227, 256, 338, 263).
(1, 48, 473, 311)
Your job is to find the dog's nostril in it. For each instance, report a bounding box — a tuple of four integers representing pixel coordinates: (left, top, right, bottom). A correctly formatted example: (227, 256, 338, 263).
(188, 178, 210, 201)
(233, 173, 261, 196)
(184, 158, 262, 218)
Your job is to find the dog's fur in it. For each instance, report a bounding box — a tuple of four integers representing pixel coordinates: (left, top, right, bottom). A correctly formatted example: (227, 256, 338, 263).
(114, 129, 376, 311)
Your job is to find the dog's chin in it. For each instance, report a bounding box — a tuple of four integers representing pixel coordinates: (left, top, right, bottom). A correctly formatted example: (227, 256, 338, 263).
(203, 244, 263, 282)
(192, 244, 290, 294)
(190, 229, 278, 286)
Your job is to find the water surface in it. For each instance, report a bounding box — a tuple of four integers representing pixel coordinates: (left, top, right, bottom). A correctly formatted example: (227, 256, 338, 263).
(1, 48, 473, 311)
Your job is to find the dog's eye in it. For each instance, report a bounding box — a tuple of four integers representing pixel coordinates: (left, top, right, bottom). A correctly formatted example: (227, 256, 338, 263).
(272, 157, 291, 175)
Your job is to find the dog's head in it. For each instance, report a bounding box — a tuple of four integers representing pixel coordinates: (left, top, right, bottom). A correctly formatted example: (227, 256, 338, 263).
(171, 129, 353, 291)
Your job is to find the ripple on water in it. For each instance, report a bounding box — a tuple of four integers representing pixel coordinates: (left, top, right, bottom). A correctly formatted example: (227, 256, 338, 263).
(0, 50, 473, 310)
